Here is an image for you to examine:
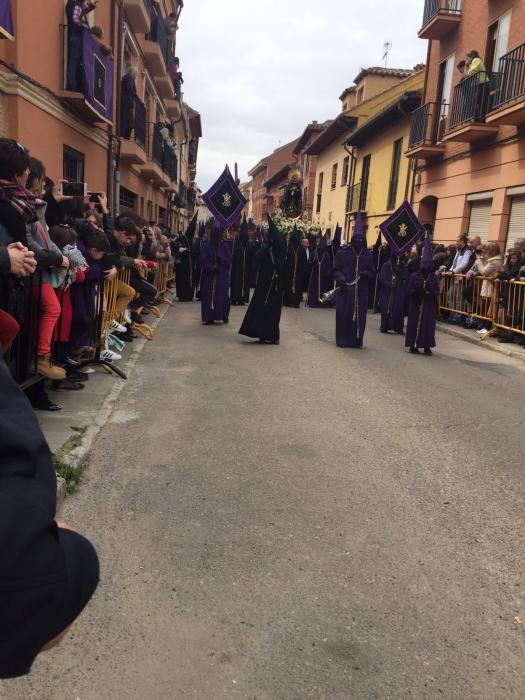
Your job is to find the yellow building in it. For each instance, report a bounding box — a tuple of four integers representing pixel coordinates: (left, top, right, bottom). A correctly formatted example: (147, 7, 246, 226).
(307, 67, 425, 242)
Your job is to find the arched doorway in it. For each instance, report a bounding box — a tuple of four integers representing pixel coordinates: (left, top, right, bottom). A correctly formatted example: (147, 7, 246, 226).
(417, 195, 438, 231)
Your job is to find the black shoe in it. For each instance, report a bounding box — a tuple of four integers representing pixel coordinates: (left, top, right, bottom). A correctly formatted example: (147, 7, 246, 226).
(130, 311, 143, 324)
(223, 317, 229, 324)
(498, 337, 514, 344)
(424, 348, 433, 356)
(141, 308, 150, 316)
(33, 399, 62, 412)
(67, 370, 89, 382)
(115, 331, 133, 343)
(409, 347, 420, 354)
(202, 320, 214, 325)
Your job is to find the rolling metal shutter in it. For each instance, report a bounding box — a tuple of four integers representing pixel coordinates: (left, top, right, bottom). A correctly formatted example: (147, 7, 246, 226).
(506, 195, 525, 250)
(468, 200, 492, 240)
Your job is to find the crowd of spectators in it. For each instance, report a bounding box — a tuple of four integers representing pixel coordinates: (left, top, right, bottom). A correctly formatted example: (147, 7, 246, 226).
(0, 137, 177, 412)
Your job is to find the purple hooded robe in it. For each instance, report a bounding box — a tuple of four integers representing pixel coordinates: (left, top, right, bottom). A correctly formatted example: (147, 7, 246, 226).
(405, 236, 439, 349)
(307, 237, 333, 308)
(378, 257, 408, 334)
(200, 226, 232, 323)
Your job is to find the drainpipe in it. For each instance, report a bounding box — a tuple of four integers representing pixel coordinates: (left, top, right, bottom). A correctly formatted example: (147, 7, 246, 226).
(107, 0, 120, 214)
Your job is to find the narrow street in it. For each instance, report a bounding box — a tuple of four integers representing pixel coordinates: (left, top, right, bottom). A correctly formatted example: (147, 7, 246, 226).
(5, 303, 525, 700)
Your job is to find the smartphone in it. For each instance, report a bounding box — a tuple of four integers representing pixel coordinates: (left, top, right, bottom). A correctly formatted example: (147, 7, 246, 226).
(61, 181, 87, 198)
(89, 192, 102, 203)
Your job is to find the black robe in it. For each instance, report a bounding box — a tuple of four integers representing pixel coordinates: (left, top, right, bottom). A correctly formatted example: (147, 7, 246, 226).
(230, 238, 250, 305)
(239, 243, 285, 343)
(192, 237, 203, 300)
(283, 239, 307, 307)
(173, 234, 194, 301)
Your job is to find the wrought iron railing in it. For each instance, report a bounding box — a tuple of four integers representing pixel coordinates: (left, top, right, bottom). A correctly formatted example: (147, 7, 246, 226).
(422, 0, 461, 28)
(490, 42, 525, 112)
(152, 123, 164, 166)
(135, 99, 147, 149)
(149, 12, 176, 81)
(163, 146, 178, 182)
(408, 102, 449, 147)
(448, 71, 490, 130)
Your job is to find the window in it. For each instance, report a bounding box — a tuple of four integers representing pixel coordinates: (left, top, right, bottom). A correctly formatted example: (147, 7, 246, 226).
(357, 86, 364, 104)
(316, 172, 323, 213)
(438, 53, 455, 117)
(63, 145, 85, 182)
(468, 199, 493, 239)
(147, 200, 153, 223)
(331, 163, 338, 190)
(119, 186, 137, 210)
(341, 156, 350, 187)
(158, 206, 166, 224)
(387, 139, 403, 211)
(359, 155, 371, 211)
(486, 11, 511, 73)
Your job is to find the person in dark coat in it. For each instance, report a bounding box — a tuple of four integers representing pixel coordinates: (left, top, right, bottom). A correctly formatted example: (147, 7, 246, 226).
(239, 215, 285, 345)
(327, 224, 342, 291)
(248, 226, 262, 289)
(283, 226, 307, 308)
(306, 232, 333, 308)
(173, 214, 197, 302)
(0, 354, 99, 679)
(200, 223, 232, 324)
(230, 215, 250, 305)
(378, 254, 408, 334)
(405, 235, 439, 355)
(333, 213, 375, 348)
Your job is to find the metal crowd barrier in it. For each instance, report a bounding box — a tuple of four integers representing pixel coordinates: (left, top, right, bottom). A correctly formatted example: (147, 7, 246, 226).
(439, 272, 525, 339)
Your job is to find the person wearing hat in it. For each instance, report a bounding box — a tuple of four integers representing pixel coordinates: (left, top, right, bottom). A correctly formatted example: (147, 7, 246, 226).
(405, 234, 439, 355)
(0, 354, 99, 678)
(239, 215, 285, 344)
(333, 212, 375, 348)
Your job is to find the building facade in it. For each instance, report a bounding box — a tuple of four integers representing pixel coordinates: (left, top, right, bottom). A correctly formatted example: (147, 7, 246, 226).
(308, 67, 424, 239)
(248, 138, 299, 224)
(0, 0, 201, 230)
(406, 0, 525, 249)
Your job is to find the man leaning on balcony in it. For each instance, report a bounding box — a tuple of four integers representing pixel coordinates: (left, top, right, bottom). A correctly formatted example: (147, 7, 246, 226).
(65, 0, 99, 92)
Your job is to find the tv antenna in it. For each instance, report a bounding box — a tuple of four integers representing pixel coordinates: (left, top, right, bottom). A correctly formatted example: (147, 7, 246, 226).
(383, 40, 392, 68)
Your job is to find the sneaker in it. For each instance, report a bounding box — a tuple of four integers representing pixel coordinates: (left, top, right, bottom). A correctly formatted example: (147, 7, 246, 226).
(33, 399, 63, 412)
(101, 349, 122, 362)
(36, 354, 66, 380)
(424, 348, 433, 356)
(476, 328, 488, 335)
(67, 369, 89, 382)
(123, 308, 132, 324)
(111, 320, 127, 334)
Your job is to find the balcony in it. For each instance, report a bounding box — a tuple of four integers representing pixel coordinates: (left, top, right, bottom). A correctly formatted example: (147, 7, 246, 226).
(59, 25, 114, 125)
(162, 146, 178, 190)
(123, 0, 152, 36)
(443, 72, 498, 143)
(419, 0, 461, 41)
(346, 181, 367, 214)
(165, 98, 182, 120)
(487, 43, 525, 127)
(120, 99, 147, 166)
(142, 13, 176, 92)
(141, 123, 164, 182)
(405, 102, 447, 159)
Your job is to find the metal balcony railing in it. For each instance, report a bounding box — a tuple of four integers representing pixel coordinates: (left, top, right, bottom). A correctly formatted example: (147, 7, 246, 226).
(134, 99, 147, 150)
(448, 71, 490, 131)
(408, 102, 447, 147)
(422, 0, 461, 29)
(163, 146, 178, 182)
(151, 123, 164, 166)
(149, 12, 176, 83)
(490, 42, 525, 112)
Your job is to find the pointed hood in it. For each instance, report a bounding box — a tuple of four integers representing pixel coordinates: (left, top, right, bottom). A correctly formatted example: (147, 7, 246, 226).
(289, 225, 302, 246)
(333, 224, 342, 251)
(239, 214, 249, 243)
(317, 230, 326, 253)
(420, 233, 434, 272)
(351, 212, 366, 253)
(185, 213, 198, 239)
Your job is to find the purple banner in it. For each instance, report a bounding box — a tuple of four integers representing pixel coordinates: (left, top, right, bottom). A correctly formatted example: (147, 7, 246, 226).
(0, 0, 14, 40)
(82, 28, 114, 124)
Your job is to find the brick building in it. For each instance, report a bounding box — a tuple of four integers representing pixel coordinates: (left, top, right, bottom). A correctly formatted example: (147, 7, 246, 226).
(248, 138, 299, 224)
(0, 0, 201, 230)
(406, 0, 525, 248)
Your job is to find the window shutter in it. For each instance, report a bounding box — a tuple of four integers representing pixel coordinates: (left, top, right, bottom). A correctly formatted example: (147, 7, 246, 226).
(506, 195, 525, 250)
(468, 200, 492, 239)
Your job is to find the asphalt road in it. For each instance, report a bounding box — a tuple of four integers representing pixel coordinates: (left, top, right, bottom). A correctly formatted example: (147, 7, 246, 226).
(3, 302, 525, 700)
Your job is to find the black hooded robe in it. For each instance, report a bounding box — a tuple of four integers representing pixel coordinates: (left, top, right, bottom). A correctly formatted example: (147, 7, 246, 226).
(239, 225, 286, 343)
(230, 239, 250, 305)
(173, 234, 194, 301)
(283, 238, 307, 308)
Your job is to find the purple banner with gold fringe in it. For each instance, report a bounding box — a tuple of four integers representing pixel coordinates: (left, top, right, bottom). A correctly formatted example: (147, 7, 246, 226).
(82, 28, 114, 124)
(0, 0, 14, 41)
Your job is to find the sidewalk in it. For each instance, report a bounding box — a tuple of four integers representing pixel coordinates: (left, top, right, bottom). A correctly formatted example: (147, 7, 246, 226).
(37, 305, 169, 495)
(436, 320, 525, 364)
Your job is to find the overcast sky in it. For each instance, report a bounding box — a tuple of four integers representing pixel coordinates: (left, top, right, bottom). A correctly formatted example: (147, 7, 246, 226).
(177, 0, 427, 191)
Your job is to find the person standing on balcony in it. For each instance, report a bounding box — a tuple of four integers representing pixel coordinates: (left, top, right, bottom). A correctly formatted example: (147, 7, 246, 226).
(65, 0, 99, 92)
(120, 66, 138, 140)
(466, 50, 490, 121)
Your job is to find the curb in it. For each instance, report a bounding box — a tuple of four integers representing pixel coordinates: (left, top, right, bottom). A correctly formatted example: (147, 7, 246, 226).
(436, 323, 525, 365)
(54, 303, 171, 508)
